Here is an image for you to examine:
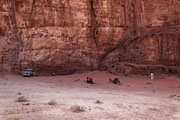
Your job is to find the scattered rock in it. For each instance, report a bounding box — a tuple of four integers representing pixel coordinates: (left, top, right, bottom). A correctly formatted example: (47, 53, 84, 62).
(22, 103, 30, 106)
(16, 96, 28, 103)
(70, 105, 85, 113)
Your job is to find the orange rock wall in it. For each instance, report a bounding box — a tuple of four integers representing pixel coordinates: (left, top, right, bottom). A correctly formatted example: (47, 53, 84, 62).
(0, 0, 180, 75)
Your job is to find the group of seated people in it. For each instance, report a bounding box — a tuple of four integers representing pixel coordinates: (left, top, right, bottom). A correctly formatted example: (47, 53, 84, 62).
(86, 77, 120, 85)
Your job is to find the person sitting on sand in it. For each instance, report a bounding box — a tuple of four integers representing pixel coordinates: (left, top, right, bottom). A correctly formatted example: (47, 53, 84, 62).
(86, 77, 94, 84)
(52, 72, 56, 76)
(109, 78, 113, 83)
(109, 78, 120, 85)
(113, 78, 120, 85)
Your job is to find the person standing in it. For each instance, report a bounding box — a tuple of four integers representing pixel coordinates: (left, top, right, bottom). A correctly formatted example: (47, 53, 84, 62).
(150, 71, 154, 80)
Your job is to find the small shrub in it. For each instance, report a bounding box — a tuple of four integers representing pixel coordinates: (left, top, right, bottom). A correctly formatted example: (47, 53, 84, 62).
(8, 117, 21, 120)
(22, 103, 30, 106)
(48, 100, 57, 106)
(70, 105, 85, 113)
(146, 82, 152, 85)
(73, 79, 80, 82)
(16, 96, 28, 102)
(0, 72, 6, 78)
(17, 92, 22, 95)
(169, 94, 176, 98)
(95, 100, 102, 104)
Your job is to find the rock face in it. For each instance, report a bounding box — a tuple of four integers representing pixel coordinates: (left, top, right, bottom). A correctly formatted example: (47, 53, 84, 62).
(0, 0, 180, 76)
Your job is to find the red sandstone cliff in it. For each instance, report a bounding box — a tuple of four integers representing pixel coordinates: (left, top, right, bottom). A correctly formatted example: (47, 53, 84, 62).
(0, 0, 180, 75)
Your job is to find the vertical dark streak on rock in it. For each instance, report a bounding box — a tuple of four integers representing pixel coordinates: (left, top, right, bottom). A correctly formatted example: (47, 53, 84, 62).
(59, 0, 65, 27)
(178, 34, 180, 66)
(132, 0, 137, 31)
(31, 0, 35, 14)
(90, 0, 98, 47)
(10, 0, 18, 41)
(57, 0, 73, 27)
(174, 34, 178, 66)
(123, 0, 127, 25)
(9, 0, 22, 72)
(158, 35, 162, 62)
(47, 0, 54, 26)
(10, 0, 22, 46)
(67, 0, 74, 27)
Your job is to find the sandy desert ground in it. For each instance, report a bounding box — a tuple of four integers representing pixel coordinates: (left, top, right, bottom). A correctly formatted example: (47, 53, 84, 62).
(0, 71, 180, 120)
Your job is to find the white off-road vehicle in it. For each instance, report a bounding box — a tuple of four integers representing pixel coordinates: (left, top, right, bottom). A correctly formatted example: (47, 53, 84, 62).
(22, 69, 34, 77)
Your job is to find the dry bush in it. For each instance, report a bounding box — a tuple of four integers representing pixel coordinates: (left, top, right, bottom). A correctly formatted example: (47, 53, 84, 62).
(95, 100, 102, 104)
(0, 72, 6, 78)
(48, 100, 57, 106)
(169, 94, 177, 98)
(146, 82, 152, 85)
(70, 105, 85, 113)
(16, 96, 28, 102)
(8, 117, 21, 120)
(73, 79, 80, 82)
(17, 92, 22, 95)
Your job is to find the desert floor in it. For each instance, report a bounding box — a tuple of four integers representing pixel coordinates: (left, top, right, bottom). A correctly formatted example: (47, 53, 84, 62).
(0, 71, 180, 120)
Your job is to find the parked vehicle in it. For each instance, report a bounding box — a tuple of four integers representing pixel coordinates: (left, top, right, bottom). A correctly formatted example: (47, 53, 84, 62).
(22, 69, 34, 77)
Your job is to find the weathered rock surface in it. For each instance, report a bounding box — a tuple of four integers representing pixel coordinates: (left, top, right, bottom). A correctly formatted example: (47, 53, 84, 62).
(0, 0, 180, 75)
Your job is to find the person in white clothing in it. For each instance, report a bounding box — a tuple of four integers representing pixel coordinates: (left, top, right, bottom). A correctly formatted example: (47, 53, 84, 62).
(150, 71, 154, 80)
